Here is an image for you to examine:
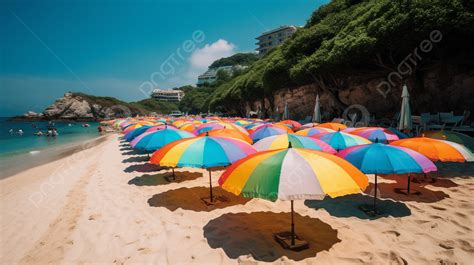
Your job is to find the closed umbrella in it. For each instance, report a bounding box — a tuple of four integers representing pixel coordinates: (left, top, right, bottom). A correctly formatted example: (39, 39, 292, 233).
(312, 94, 322, 123)
(282, 101, 289, 120)
(398, 84, 412, 132)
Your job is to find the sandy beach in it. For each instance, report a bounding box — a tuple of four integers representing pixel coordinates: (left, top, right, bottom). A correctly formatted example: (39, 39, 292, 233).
(1, 133, 473, 264)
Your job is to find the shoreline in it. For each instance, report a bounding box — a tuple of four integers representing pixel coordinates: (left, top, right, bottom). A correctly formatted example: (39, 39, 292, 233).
(0, 134, 110, 179)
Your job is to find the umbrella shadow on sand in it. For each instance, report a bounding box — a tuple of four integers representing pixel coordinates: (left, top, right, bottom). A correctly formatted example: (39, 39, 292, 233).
(430, 162, 474, 179)
(121, 149, 147, 156)
(304, 194, 411, 220)
(123, 163, 162, 173)
(381, 173, 458, 189)
(147, 187, 251, 212)
(128, 171, 202, 186)
(203, 212, 340, 262)
(367, 182, 449, 203)
(119, 146, 134, 151)
(122, 155, 149, 163)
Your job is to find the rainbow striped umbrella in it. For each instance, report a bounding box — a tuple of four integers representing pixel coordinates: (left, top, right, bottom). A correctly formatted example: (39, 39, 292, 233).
(198, 128, 253, 144)
(299, 123, 320, 130)
(349, 127, 399, 143)
(317, 122, 347, 131)
(253, 134, 336, 154)
(338, 143, 437, 211)
(131, 128, 194, 152)
(219, 147, 368, 247)
(250, 124, 291, 142)
(151, 136, 256, 202)
(423, 131, 474, 151)
(193, 123, 248, 135)
(278, 120, 302, 130)
(295, 127, 334, 137)
(390, 137, 473, 162)
(316, 131, 371, 151)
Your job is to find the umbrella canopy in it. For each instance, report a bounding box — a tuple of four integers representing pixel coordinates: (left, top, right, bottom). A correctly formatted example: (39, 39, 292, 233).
(124, 125, 151, 142)
(317, 122, 347, 131)
(299, 123, 320, 130)
(219, 147, 368, 201)
(349, 127, 399, 143)
(131, 128, 194, 151)
(390, 137, 473, 162)
(150, 136, 256, 168)
(423, 131, 474, 151)
(250, 124, 291, 142)
(295, 127, 334, 137)
(312, 94, 321, 123)
(253, 134, 336, 153)
(338, 143, 437, 174)
(338, 143, 437, 211)
(316, 131, 371, 150)
(278, 120, 302, 130)
(398, 84, 413, 131)
(198, 128, 253, 144)
(193, 123, 248, 135)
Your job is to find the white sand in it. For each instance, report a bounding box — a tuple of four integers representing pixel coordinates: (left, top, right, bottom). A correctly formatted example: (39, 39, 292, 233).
(1, 134, 473, 264)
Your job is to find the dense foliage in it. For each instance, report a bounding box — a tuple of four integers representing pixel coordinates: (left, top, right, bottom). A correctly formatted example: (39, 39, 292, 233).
(205, 0, 474, 115)
(209, 53, 259, 68)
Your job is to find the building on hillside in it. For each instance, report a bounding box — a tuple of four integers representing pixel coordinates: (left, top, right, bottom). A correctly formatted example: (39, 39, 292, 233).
(255, 25, 298, 55)
(151, 89, 185, 102)
(197, 65, 247, 86)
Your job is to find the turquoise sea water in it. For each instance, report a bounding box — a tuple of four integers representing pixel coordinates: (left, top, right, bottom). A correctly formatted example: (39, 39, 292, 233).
(0, 117, 101, 177)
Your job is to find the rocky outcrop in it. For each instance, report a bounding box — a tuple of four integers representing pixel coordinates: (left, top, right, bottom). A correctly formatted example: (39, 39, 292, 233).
(17, 92, 149, 121)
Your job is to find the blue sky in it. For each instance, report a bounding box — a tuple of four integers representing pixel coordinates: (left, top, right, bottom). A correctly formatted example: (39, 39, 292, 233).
(0, 0, 328, 116)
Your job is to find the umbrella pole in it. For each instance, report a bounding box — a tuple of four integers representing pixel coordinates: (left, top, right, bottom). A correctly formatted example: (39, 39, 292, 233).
(291, 200, 295, 246)
(209, 169, 213, 202)
(172, 167, 176, 180)
(373, 174, 377, 212)
(407, 175, 411, 194)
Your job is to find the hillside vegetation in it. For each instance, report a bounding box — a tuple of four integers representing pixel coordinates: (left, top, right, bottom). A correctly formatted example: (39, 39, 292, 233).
(204, 0, 473, 115)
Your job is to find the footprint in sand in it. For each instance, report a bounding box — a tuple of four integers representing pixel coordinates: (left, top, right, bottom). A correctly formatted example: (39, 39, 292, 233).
(383, 230, 401, 237)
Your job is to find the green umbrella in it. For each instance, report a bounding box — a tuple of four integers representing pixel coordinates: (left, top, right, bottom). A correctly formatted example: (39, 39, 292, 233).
(423, 130, 474, 152)
(398, 84, 412, 132)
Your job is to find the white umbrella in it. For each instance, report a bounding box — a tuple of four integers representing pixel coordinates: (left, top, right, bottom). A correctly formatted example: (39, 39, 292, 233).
(312, 94, 321, 123)
(398, 84, 413, 132)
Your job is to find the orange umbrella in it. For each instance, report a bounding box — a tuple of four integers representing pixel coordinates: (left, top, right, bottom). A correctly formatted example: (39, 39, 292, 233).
(390, 137, 473, 162)
(198, 129, 253, 144)
(278, 120, 302, 130)
(317, 122, 347, 131)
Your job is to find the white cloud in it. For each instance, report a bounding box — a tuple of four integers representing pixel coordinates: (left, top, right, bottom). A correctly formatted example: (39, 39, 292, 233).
(185, 39, 236, 82)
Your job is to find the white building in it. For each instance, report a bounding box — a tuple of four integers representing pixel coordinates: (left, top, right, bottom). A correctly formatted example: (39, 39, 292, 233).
(256, 25, 297, 55)
(151, 89, 185, 101)
(197, 65, 247, 86)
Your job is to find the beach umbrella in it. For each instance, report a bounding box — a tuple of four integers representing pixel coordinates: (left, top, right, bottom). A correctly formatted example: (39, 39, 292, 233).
(274, 106, 281, 122)
(250, 124, 291, 142)
(423, 131, 474, 151)
(219, 146, 368, 248)
(299, 123, 320, 130)
(278, 120, 302, 130)
(349, 127, 399, 143)
(253, 134, 336, 153)
(390, 137, 473, 162)
(312, 94, 322, 123)
(143, 125, 176, 134)
(295, 127, 334, 137)
(198, 128, 253, 144)
(338, 143, 437, 212)
(150, 135, 256, 202)
(131, 127, 194, 152)
(398, 84, 412, 132)
(193, 123, 248, 135)
(316, 131, 371, 151)
(317, 122, 347, 131)
(124, 125, 151, 142)
(282, 101, 289, 120)
(387, 127, 409, 139)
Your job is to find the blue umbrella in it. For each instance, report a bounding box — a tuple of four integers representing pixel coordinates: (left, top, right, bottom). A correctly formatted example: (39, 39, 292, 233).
(124, 125, 151, 142)
(338, 143, 436, 213)
(131, 128, 194, 152)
